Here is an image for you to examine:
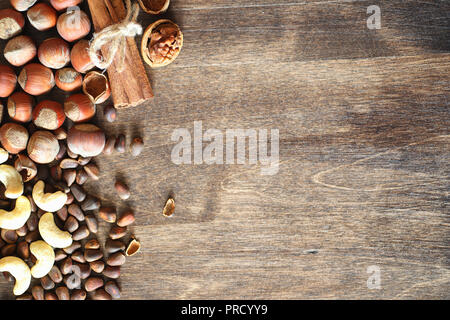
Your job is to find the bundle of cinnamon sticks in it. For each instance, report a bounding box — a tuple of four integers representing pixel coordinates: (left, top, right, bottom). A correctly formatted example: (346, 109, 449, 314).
(87, 0, 153, 108)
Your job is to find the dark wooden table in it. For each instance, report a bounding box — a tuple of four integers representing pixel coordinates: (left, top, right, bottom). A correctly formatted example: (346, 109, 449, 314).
(0, 0, 449, 299)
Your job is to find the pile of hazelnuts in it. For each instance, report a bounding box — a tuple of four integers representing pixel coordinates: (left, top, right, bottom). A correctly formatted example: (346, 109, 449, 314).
(0, 0, 144, 300)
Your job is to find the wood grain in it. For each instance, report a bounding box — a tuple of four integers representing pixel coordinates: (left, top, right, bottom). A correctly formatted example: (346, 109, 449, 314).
(0, 0, 449, 299)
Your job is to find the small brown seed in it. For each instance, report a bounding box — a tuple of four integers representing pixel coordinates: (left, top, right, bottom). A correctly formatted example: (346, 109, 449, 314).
(99, 206, 117, 223)
(114, 134, 126, 153)
(117, 210, 135, 227)
(68, 203, 85, 221)
(84, 249, 103, 262)
(77, 156, 91, 166)
(102, 266, 120, 279)
(48, 265, 63, 283)
(114, 181, 130, 200)
(54, 127, 67, 140)
(70, 184, 86, 202)
(75, 169, 88, 185)
(130, 137, 144, 157)
(64, 216, 79, 233)
(105, 239, 125, 254)
(16, 225, 28, 237)
(25, 230, 39, 243)
(76, 263, 91, 279)
(107, 252, 126, 266)
(63, 169, 76, 187)
(53, 181, 70, 193)
(27, 196, 37, 212)
(81, 196, 100, 211)
(63, 241, 81, 254)
(56, 206, 68, 221)
(85, 239, 100, 250)
(65, 192, 74, 205)
(126, 238, 141, 257)
(105, 280, 121, 299)
(55, 142, 67, 161)
(71, 289, 86, 300)
(67, 148, 77, 159)
(16, 294, 33, 300)
(55, 249, 67, 262)
(17, 241, 29, 260)
(1, 244, 16, 256)
(103, 136, 115, 155)
(71, 250, 86, 263)
(1, 229, 18, 243)
(85, 277, 104, 292)
(45, 292, 58, 300)
(50, 165, 62, 181)
(60, 158, 79, 169)
(92, 288, 112, 300)
(109, 225, 127, 240)
(56, 286, 70, 300)
(90, 260, 105, 273)
(73, 225, 90, 241)
(60, 257, 73, 275)
(41, 275, 55, 290)
(85, 214, 98, 234)
(84, 163, 100, 180)
(163, 198, 175, 217)
(103, 105, 117, 123)
(32, 285, 45, 300)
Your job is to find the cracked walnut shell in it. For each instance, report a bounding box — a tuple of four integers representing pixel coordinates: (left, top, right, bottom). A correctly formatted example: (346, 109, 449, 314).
(141, 19, 183, 68)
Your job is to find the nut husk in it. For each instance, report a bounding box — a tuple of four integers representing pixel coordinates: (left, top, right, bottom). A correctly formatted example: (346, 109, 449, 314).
(138, 0, 170, 14)
(82, 71, 111, 104)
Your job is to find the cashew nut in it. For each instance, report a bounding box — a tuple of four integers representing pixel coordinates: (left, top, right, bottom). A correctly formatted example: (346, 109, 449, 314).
(0, 164, 23, 199)
(38, 212, 73, 248)
(0, 196, 31, 230)
(32, 180, 67, 212)
(0, 148, 8, 164)
(0, 256, 31, 296)
(30, 240, 55, 278)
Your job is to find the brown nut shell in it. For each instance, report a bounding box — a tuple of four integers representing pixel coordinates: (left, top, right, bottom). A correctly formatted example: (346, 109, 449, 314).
(64, 93, 96, 122)
(18, 63, 55, 96)
(4, 35, 37, 67)
(0, 65, 17, 98)
(0, 9, 25, 40)
(32, 100, 66, 130)
(27, 3, 57, 31)
(7, 91, 34, 123)
(50, 0, 82, 11)
(138, 0, 170, 14)
(10, 0, 38, 12)
(55, 68, 82, 92)
(57, 9, 90, 42)
(38, 38, 71, 69)
(82, 71, 111, 104)
(141, 19, 183, 68)
(27, 130, 60, 164)
(0, 122, 29, 154)
(71, 40, 95, 74)
(67, 124, 106, 157)
(14, 154, 37, 182)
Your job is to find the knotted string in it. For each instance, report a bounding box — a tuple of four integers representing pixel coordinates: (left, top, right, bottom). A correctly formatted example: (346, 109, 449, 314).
(88, 0, 142, 72)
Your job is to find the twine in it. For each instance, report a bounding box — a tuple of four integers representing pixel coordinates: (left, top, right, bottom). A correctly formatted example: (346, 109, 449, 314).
(88, 0, 142, 72)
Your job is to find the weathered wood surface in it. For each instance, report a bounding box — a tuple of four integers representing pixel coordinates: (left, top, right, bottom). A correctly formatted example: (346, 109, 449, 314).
(0, 0, 449, 299)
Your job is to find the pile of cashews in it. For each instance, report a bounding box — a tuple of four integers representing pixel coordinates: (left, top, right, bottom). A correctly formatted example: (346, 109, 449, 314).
(0, 155, 72, 296)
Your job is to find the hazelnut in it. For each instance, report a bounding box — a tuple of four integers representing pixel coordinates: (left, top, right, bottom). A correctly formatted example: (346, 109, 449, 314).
(4, 35, 36, 67)
(71, 40, 95, 74)
(57, 9, 91, 42)
(32, 100, 66, 130)
(0, 65, 17, 98)
(142, 19, 183, 68)
(18, 63, 55, 96)
(50, 0, 82, 11)
(0, 9, 25, 40)
(38, 38, 71, 69)
(64, 93, 96, 123)
(138, 0, 170, 14)
(67, 124, 106, 157)
(7, 92, 34, 123)
(27, 130, 60, 164)
(0, 122, 29, 154)
(103, 106, 117, 123)
(27, 3, 57, 31)
(10, 0, 38, 12)
(82, 71, 111, 104)
(55, 68, 82, 92)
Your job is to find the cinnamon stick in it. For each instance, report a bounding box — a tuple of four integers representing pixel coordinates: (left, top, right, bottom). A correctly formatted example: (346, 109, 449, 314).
(87, 0, 153, 108)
